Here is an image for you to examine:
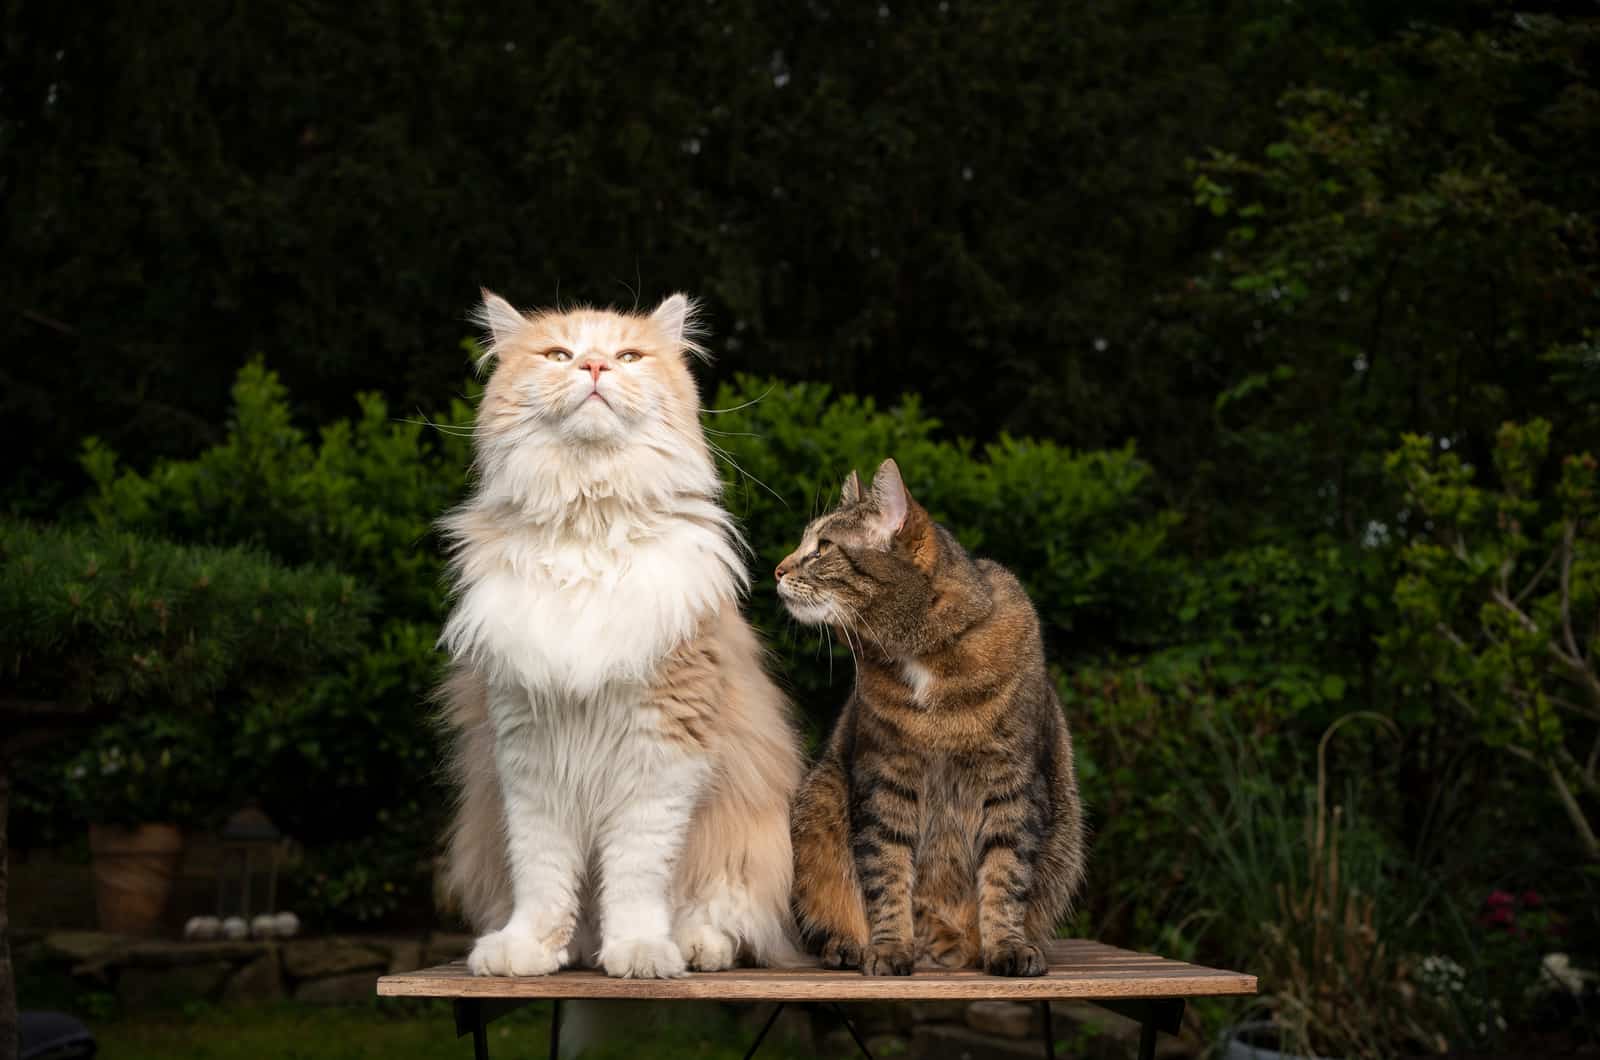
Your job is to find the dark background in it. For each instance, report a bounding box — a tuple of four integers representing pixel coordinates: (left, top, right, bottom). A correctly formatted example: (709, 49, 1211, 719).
(14, 1, 1592, 526)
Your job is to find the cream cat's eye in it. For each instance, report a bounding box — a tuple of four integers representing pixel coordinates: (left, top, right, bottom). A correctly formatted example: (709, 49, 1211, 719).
(544, 348, 573, 362)
(617, 350, 644, 363)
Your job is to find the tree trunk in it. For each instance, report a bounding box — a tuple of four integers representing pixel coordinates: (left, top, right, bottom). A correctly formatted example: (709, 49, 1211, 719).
(0, 764, 15, 1060)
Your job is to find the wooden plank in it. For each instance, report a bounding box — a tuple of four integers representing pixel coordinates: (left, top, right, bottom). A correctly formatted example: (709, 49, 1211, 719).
(377, 940, 1256, 1002)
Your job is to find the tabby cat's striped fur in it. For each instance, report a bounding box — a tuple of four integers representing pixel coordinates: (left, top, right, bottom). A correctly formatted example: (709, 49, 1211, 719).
(777, 460, 1085, 976)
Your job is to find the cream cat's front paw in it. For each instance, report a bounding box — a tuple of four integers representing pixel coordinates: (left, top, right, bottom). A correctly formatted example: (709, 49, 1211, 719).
(676, 923, 737, 972)
(467, 928, 566, 977)
(599, 936, 688, 979)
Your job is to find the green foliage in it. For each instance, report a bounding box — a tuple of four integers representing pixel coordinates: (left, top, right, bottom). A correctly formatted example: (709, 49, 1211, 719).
(1385, 420, 1600, 859)
(702, 376, 1176, 722)
(0, 519, 371, 826)
(1171, 15, 1599, 545)
(0, 0, 1349, 508)
(66, 360, 475, 916)
(1163, 716, 1464, 1059)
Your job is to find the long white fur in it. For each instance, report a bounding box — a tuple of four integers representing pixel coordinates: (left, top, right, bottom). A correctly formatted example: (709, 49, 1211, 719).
(439, 292, 798, 979)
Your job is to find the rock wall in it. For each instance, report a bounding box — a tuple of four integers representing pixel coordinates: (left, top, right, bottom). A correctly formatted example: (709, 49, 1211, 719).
(20, 931, 472, 1006)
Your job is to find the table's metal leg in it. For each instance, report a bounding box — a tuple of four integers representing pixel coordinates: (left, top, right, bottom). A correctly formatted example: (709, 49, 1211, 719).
(454, 997, 538, 1060)
(829, 1003, 876, 1060)
(1137, 1016, 1157, 1060)
(548, 998, 562, 1060)
(1085, 997, 1183, 1060)
(740, 1002, 787, 1060)
(1039, 1000, 1055, 1059)
(453, 1000, 490, 1060)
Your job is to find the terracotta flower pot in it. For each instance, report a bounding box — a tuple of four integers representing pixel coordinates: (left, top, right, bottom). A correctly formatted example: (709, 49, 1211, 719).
(88, 822, 185, 936)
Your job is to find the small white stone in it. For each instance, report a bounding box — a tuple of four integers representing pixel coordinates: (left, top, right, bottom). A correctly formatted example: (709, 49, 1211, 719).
(221, 916, 249, 940)
(273, 911, 301, 938)
(250, 914, 278, 939)
(184, 915, 221, 941)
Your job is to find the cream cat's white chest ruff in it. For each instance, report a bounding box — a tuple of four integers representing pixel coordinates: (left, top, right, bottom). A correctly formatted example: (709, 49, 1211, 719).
(442, 514, 742, 697)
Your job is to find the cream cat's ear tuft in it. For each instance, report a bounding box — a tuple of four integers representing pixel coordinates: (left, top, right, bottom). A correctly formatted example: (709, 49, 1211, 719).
(651, 293, 709, 360)
(869, 459, 910, 537)
(840, 469, 863, 506)
(473, 290, 528, 367)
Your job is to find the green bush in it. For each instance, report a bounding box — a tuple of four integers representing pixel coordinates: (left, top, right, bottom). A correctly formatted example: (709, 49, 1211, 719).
(52, 362, 1182, 922)
(71, 360, 474, 922)
(702, 377, 1178, 723)
(1384, 420, 1600, 862)
(0, 520, 372, 828)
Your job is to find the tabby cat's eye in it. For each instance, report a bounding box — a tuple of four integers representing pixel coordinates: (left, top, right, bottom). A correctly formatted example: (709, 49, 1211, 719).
(545, 348, 573, 362)
(617, 350, 644, 363)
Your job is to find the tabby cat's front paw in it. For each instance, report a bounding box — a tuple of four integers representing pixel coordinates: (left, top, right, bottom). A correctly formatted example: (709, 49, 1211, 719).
(600, 936, 689, 979)
(819, 935, 864, 970)
(467, 928, 566, 977)
(981, 940, 1048, 977)
(861, 940, 916, 976)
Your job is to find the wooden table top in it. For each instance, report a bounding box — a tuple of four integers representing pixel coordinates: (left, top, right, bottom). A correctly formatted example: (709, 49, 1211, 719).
(377, 939, 1256, 1002)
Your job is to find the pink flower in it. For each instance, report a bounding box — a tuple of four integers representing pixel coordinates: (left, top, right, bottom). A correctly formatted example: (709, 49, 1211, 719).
(1520, 890, 1542, 908)
(1485, 890, 1516, 909)
(1482, 907, 1515, 928)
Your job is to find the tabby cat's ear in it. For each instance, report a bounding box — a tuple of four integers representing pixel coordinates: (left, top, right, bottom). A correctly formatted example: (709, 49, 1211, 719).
(868, 459, 910, 539)
(840, 470, 863, 506)
(475, 290, 527, 362)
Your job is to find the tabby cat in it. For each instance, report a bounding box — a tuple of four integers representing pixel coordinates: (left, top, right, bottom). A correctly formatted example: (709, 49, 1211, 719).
(777, 459, 1085, 976)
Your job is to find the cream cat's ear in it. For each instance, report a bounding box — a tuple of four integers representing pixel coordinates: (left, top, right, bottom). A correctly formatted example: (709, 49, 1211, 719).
(651, 293, 691, 343)
(474, 290, 527, 363)
(868, 459, 910, 538)
(650, 293, 708, 359)
(840, 470, 863, 506)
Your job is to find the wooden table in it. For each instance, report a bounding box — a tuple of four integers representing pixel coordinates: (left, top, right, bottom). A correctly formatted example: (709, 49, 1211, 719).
(378, 939, 1255, 1059)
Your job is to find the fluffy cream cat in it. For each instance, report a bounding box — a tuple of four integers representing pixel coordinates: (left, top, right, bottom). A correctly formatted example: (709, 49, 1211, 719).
(438, 291, 802, 978)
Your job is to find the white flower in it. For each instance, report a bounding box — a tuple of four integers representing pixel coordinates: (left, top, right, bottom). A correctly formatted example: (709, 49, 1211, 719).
(1538, 953, 1597, 997)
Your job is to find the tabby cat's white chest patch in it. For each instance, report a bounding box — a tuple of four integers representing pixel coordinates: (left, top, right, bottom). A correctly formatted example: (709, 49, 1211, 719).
(900, 658, 935, 706)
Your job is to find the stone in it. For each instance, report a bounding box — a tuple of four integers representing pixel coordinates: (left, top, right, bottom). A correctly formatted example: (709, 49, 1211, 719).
(384, 939, 425, 974)
(908, 1000, 970, 1024)
(424, 932, 473, 966)
(123, 940, 270, 966)
(867, 1033, 910, 1057)
(41, 932, 131, 965)
(910, 1024, 1048, 1060)
(1048, 1002, 1193, 1060)
(282, 938, 387, 979)
(222, 953, 285, 1001)
(965, 1001, 1042, 1040)
(293, 971, 381, 1004)
(819, 1028, 862, 1057)
(846, 1001, 913, 1033)
(734, 1002, 814, 1053)
(72, 938, 269, 980)
(117, 962, 232, 1007)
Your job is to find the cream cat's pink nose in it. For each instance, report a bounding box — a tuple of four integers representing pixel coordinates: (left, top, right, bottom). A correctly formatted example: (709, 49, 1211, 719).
(580, 360, 610, 383)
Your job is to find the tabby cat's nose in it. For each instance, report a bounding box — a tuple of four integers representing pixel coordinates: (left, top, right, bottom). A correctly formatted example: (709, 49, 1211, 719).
(775, 559, 792, 582)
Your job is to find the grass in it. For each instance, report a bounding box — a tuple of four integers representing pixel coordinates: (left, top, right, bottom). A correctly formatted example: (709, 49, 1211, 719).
(42, 997, 820, 1059)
